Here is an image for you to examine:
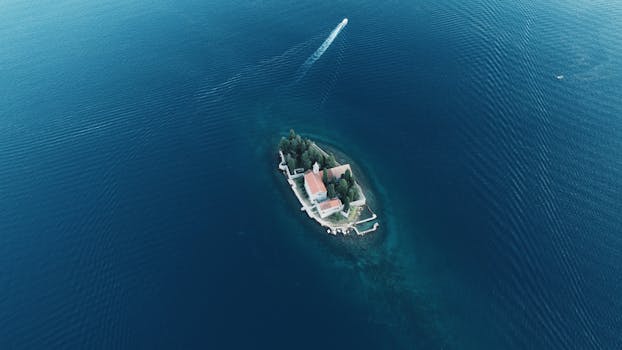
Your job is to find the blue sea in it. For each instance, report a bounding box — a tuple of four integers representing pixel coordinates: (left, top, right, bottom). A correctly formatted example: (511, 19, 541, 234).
(2, 1, 622, 348)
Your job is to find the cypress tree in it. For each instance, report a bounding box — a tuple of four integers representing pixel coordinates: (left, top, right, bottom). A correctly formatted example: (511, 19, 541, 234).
(327, 184, 336, 199)
(337, 178, 349, 198)
(344, 169, 352, 182)
(286, 154, 296, 172)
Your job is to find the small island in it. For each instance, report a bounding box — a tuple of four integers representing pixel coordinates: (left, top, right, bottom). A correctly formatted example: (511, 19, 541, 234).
(277, 130, 379, 235)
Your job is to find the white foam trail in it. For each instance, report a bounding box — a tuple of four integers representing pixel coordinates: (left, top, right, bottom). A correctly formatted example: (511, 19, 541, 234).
(296, 18, 348, 81)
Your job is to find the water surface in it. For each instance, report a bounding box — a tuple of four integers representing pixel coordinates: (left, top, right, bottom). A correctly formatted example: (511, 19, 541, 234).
(1, 0, 621, 348)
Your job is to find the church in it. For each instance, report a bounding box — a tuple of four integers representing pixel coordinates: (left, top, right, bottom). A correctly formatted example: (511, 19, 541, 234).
(303, 162, 354, 218)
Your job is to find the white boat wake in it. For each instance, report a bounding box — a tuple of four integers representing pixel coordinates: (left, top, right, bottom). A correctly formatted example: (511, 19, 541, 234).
(295, 18, 348, 81)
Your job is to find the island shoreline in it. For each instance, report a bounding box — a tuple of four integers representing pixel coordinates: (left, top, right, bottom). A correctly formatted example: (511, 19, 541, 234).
(277, 138, 379, 236)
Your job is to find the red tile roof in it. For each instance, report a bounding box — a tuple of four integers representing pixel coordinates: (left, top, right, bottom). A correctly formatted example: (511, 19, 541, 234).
(319, 198, 342, 211)
(304, 171, 327, 195)
(320, 164, 352, 181)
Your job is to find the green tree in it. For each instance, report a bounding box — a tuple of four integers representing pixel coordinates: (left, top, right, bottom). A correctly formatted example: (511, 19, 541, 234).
(337, 178, 349, 198)
(279, 137, 290, 153)
(286, 154, 296, 172)
(309, 147, 320, 164)
(289, 137, 299, 155)
(327, 184, 336, 199)
(347, 187, 357, 202)
(301, 151, 312, 170)
(344, 169, 352, 182)
(343, 197, 350, 211)
(322, 170, 329, 185)
(295, 135, 303, 152)
(289, 129, 296, 140)
(326, 154, 337, 168)
(319, 154, 328, 168)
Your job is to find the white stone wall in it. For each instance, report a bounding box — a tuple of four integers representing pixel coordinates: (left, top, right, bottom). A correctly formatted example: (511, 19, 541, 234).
(304, 181, 312, 201)
(319, 204, 343, 218)
(350, 183, 366, 207)
(350, 199, 366, 207)
(278, 150, 304, 179)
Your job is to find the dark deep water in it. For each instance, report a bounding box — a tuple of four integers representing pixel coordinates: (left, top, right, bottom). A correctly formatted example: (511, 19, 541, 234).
(1, 1, 622, 348)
